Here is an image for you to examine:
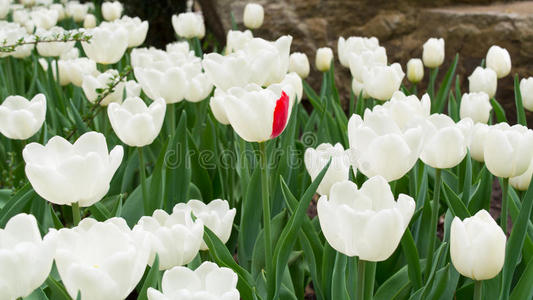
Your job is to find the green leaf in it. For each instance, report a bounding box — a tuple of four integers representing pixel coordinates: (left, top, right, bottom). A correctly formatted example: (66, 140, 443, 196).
(238, 167, 262, 270)
(442, 182, 471, 219)
(165, 111, 191, 210)
(24, 288, 50, 300)
(138, 255, 161, 300)
(374, 264, 412, 300)
(331, 252, 349, 300)
(401, 229, 423, 290)
(45, 275, 71, 300)
(149, 139, 169, 212)
(461, 152, 472, 205)
(510, 257, 533, 300)
(490, 98, 507, 123)
(514, 74, 527, 126)
(434, 54, 459, 113)
(0, 183, 35, 227)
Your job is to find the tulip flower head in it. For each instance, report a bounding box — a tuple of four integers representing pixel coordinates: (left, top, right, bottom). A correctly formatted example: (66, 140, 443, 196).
(510, 157, 533, 191)
(101, 1, 123, 22)
(134, 204, 204, 270)
(82, 24, 129, 64)
(147, 262, 239, 300)
(172, 12, 205, 39)
(338, 36, 381, 68)
(468, 67, 497, 98)
(108, 97, 166, 147)
(289, 52, 310, 79)
(407, 58, 424, 83)
(226, 29, 253, 54)
(83, 14, 96, 28)
(35, 27, 75, 57)
(210, 83, 290, 142)
(348, 46, 387, 82)
(304, 143, 352, 196)
(459, 92, 492, 124)
(0, 94, 46, 140)
(468, 122, 490, 162)
(450, 210, 506, 280)
(486, 45, 511, 78)
(520, 77, 533, 112)
(188, 199, 236, 250)
(23, 132, 124, 207)
(243, 3, 264, 29)
(363, 63, 405, 101)
(422, 37, 445, 68)
(0, 0, 9, 19)
(82, 69, 125, 106)
(112, 16, 149, 48)
(0, 213, 55, 300)
(317, 177, 415, 261)
(66, 1, 89, 22)
(316, 47, 333, 72)
(52, 217, 150, 300)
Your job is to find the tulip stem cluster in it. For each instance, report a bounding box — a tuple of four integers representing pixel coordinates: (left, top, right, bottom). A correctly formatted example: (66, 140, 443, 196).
(138, 147, 149, 215)
(426, 168, 442, 277)
(259, 142, 272, 275)
(501, 177, 509, 235)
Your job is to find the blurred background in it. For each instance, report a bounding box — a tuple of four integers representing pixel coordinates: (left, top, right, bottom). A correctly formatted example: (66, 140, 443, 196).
(111, 0, 533, 123)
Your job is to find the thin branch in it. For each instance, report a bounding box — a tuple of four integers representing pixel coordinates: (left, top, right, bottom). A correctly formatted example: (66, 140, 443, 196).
(0, 31, 92, 53)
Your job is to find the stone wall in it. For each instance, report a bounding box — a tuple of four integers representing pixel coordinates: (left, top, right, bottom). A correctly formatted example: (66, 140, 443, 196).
(214, 0, 533, 123)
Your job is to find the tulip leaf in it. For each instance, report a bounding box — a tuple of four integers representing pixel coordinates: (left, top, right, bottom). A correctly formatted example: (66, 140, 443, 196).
(303, 80, 324, 114)
(514, 74, 527, 126)
(434, 54, 459, 114)
(88, 202, 111, 221)
(270, 159, 331, 299)
(165, 111, 191, 211)
(490, 98, 507, 123)
(138, 255, 160, 300)
(448, 93, 459, 122)
(331, 252, 349, 300)
(425, 264, 450, 300)
(401, 228, 423, 290)
(49, 204, 63, 229)
(238, 167, 262, 270)
(24, 288, 50, 300)
(468, 166, 493, 212)
(251, 210, 288, 278)
(510, 257, 533, 300)
(461, 152, 472, 205)
(0, 183, 35, 227)
(204, 227, 258, 300)
(149, 139, 169, 213)
(45, 275, 71, 300)
(499, 176, 533, 300)
(442, 182, 470, 219)
(67, 100, 89, 137)
(374, 263, 413, 300)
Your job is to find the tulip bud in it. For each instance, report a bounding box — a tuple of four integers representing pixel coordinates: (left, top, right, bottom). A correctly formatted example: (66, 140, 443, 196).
(188, 199, 236, 251)
(65, 1, 89, 22)
(289, 52, 310, 79)
(407, 58, 424, 83)
(30, 8, 58, 30)
(102, 1, 123, 21)
(134, 204, 204, 270)
(317, 177, 415, 261)
(0, 214, 55, 300)
(147, 262, 239, 300)
(468, 67, 497, 98)
(486, 45, 511, 78)
(420, 114, 473, 169)
(363, 63, 405, 101)
(52, 218, 150, 299)
(459, 92, 492, 124)
(484, 123, 533, 178)
(422, 38, 445, 68)
(50, 4, 65, 21)
(304, 143, 351, 195)
(520, 77, 533, 111)
(108, 97, 166, 147)
(348, 108, 424, 182)
(172, 12, 205, 39)
(315, 47, 333, 72)
(23, 132, 124, 207)
(450, 210, 506, 280)
(468, 123, 490, 162)
(83, 13, 96, 28)
(243, 3, 264, 29)
(0, 94, 46, 140)
(0, 0, 9, 19)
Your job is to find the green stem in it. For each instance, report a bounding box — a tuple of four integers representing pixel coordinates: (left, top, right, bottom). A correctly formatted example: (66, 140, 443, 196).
(357, 259, 366, 300)
(168, 103, 176, 137)
(138, 147, 150, 215)
(72, 202, 81, 226)
(425, 168, 442, 279)
(474, 281, 483, 300)
(501, 177, 509, 235)
(259, 142, 272, 276)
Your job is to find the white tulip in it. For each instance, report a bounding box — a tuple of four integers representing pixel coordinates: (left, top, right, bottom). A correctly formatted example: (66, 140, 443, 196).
(202, 51, 252, 91)
(407, 58, 424, 83)
(0, 214, 55, 300)
(352, 78, 368, 98)
(337, 36, 380, 68)
(102, 1, 123, 21)
(243, 35, 292, 87)
(12, 9, 29, 25)
(147, 262, 239, 300)
(35, 27, 75, 57)
(134, 65, 187, 104)
(52, 217, 150, 300)
(65, 1, 89, 22)
(30, 8, 58, 29)
(243, 3, 264, 29)
(23, 132, 123, 207)
(469, 123, 490, 162)
(0, 23, 34, 58)
(114, 16, 149, 48)
(64, 57, 99, 87)
(280, 72, 303, 104)
(82, 25, 129, 64)
(348, 108, 423, 182)
(0, 94, 46, 140)
(133, 204, 204, 270)
(0, 0, 8, 19)
(315, 47, 333, 72)
(226, 29, 253, 54)
(510, 157, 533, 191)
(172, 12, 205, 39)
(459, 92, 492, 124)
(486, 45, 511, 78)
(125, 80, 142, 98)
(381, 91, 431, 131)
(348, 46, 387, 82)
(208, 83, 290, 142)
(519, 77, 533, 111)
(317, 177, 415, 261)
(422, 38, 445, 68)
(420, 114, 473, 169)
(483, 123, 533, 178)
(50, 4, 66, 21)
(468, 67, 497, 98)
(363, 63, 405, 101)
(188, 199, 236, 251)
(83, 13, 96, 28)
(450, 210, 506, 280)
(289, 52, 310, 79)
(108, 97, 166, 147)
(166, 41, 190, 56)
(304, 143, 351, 196)
(82, 69, 125, 106)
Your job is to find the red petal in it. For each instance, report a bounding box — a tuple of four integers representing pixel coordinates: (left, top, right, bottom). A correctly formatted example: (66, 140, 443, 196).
(270, 91, 289, 139)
